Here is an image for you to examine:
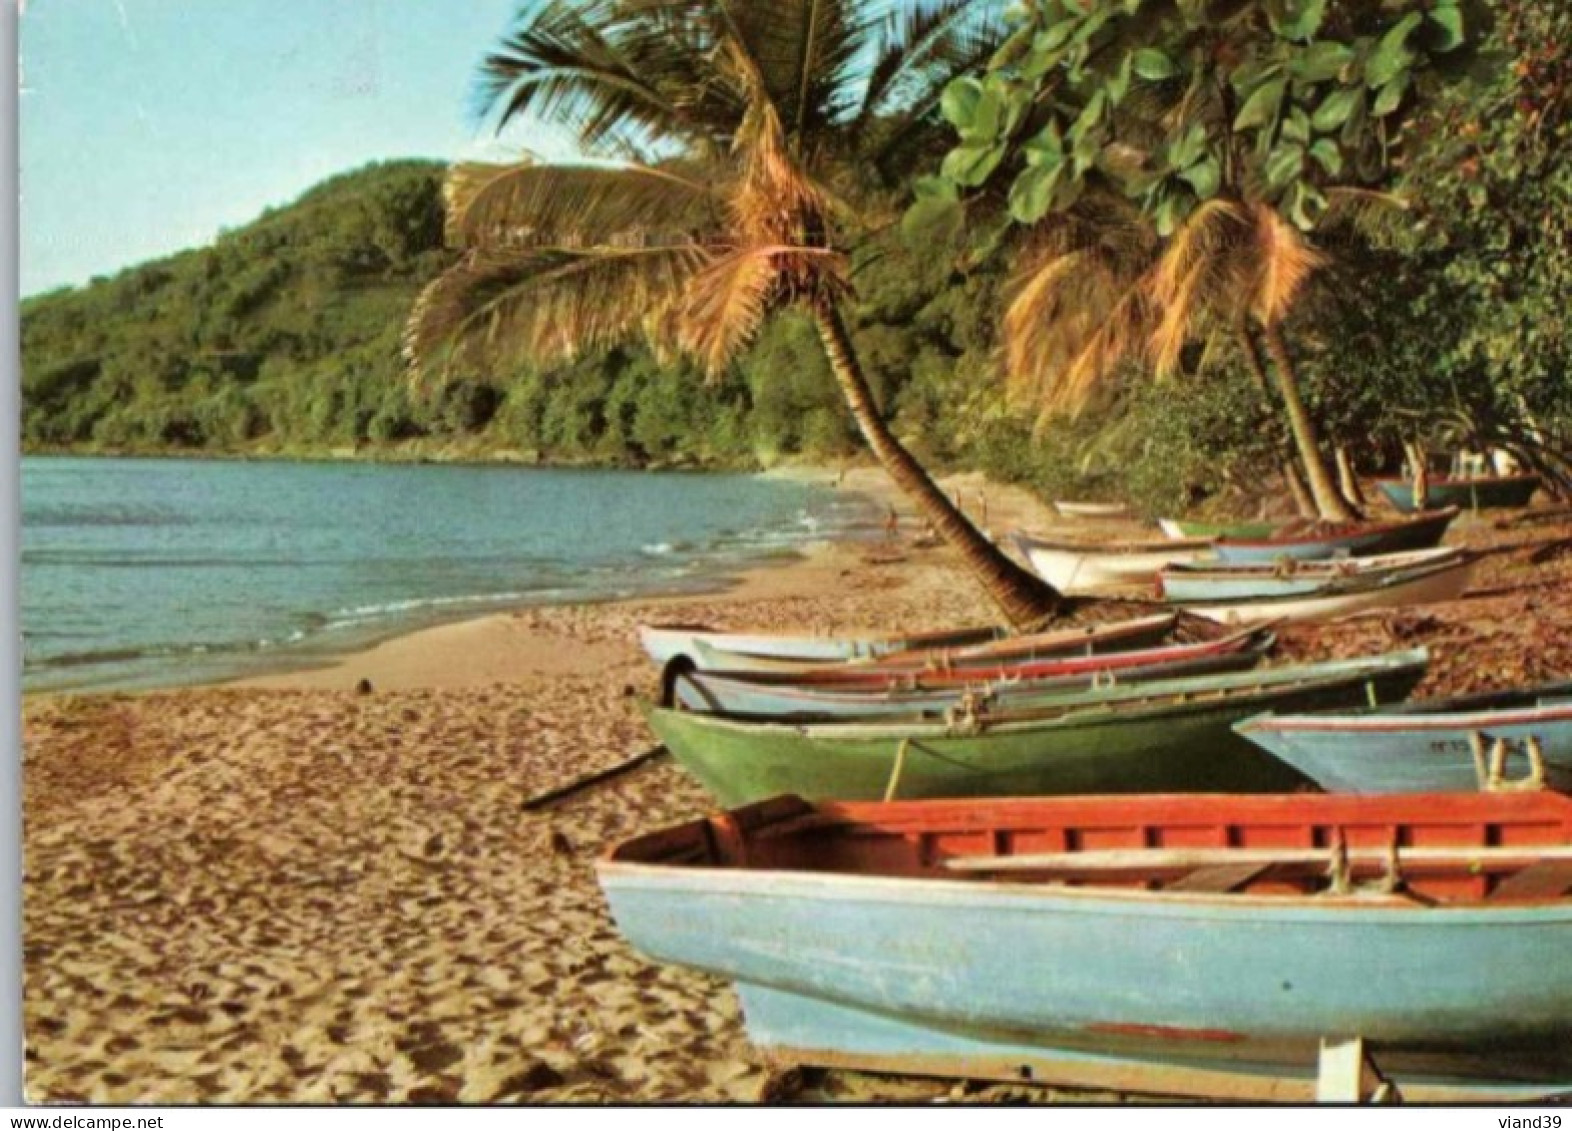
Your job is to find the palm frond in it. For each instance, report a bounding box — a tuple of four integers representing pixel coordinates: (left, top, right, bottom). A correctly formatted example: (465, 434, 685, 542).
(858, 0, 1006, 126)
(403, 244, 708, 383)
(1321, 186, 1414, 243)
(1147, 199, 1249, 376)
(443, 160, 725, 249)
(474, 0, 726, 161)
(1250, 204, 1326, 328)
(673, 243, 845, 376)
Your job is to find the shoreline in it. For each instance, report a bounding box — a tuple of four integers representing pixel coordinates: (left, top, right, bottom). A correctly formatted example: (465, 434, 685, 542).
(21, 484, 1572, 1101)
(25, 465, 1059, 699)
(230, 466, 1063, 694)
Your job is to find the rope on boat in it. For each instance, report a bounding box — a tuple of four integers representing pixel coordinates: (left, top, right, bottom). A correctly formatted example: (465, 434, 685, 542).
(883, 738, 912, 802)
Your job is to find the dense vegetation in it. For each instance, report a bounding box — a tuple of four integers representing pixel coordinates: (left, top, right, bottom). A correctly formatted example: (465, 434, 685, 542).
(21, 2, 1572, 520)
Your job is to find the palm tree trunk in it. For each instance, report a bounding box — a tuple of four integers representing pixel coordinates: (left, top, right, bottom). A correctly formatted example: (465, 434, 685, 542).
(1237, 327, 1315, 519)
(1260, 323, 1359, 521)
(810, 296, 1062, 628)
(1404, 439, 1430, 510)
(1335, 446, 1366, 507)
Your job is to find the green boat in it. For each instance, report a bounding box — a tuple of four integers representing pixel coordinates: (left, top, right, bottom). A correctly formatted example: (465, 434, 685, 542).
(1157, 517, 1281, 540)
(645, 650, 1429, 805)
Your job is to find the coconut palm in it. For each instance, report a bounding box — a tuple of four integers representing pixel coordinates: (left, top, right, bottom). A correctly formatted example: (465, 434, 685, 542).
(924, 0, 1474, 523)
(1003, 190, 1359, 520)
(403, 0, 1063, 627)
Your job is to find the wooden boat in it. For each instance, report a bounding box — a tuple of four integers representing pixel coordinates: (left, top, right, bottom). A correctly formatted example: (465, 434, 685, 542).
(1159, 548, 1463, 603)
(1212, 507, 1459, 564)
(1375, 474, 1540, 514)
(689, 613, 1180, 677)
(1053, 500, 1129, 519)
(638, 623, 1003, 670)
(644, 649, 1429, 804)
(694, 627, 1272, 692)
(1158, 517, 1281, 541)
(1012, 532, 1214, 594)
(1181, 554, 1475, 626)
(674, 632, 1276, 720)
(1236, 680, 1572, 793)
(599, 790, 1572, 1101)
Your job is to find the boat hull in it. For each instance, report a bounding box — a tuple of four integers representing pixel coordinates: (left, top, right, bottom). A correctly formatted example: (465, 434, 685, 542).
(1213, 508, 1458, 564)
(1376, 476, 1540, 514)
(674, 642, 1270, 720)
(1237, 698, 1572, 793)
(639, 624, 1002, 669)
(601, 857, 1572, 1100)
(1162, 548, 1463, 603)
(1014, 534, 1214, 594)
(646, 653, 1428, 804)
(1182, 557, 1474, 625)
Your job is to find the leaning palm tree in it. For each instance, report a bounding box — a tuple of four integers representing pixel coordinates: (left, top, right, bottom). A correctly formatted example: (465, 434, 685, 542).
(403, 0, 1062, 628)
(1004, 192, 1353, 518)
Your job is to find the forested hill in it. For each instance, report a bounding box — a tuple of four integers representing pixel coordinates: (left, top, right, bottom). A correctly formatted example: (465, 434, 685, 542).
(20, 159, 1021, 474)
(16, 157, 1423, 514)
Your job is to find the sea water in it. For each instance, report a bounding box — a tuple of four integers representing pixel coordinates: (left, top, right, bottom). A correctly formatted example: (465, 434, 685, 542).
(20, 456, 877, 692)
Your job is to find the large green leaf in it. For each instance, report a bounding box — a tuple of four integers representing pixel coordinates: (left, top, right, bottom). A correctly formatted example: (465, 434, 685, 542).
(941, 77, 983, 129)
(941, 139, 1008, 186)
(1282, 106, 1313, 145)
(1179, 156, 1222, 199)
(1008, 163, 1064, 224)
(1427, 2, 1466, 53)
(1292, 41, 1356, 84)
(1132, 48, 1179, 80)
(1312, 86, 1361, 132)
(1266, 142, 1306, 189)
(1287, 182, 1329, 230)
(1373, 74, 1408, 117)
(1168, 122, 1209, 169)
(1235, 77, 1288, 131)
(1022, 122, 1066, 169)
(1365, 12, 1424, 89)
(1309, 138, 1343, 176)
(1273, 0, 1327, 41)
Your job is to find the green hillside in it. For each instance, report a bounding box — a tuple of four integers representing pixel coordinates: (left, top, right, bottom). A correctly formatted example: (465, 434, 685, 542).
(19, 159, 1006, 472)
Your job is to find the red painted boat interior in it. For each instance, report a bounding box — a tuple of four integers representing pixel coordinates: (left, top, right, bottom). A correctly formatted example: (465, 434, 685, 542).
(605, 792, 1572, 905)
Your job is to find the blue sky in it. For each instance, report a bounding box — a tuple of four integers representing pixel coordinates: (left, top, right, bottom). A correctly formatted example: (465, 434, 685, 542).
(20, 0, 582, 296)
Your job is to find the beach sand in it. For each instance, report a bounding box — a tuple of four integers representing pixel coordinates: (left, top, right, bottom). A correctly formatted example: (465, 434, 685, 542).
(21, 472, 1572, 1103)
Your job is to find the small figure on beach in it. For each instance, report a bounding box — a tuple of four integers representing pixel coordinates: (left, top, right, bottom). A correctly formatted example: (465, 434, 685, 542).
(884, 506, 900, 540)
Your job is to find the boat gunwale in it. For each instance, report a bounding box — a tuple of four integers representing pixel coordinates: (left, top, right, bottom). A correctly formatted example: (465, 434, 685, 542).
(596, 853, 1572, 918)
(1014, 532, 1215, 556)
(1179, 555, 1473, 612)
(1240, 702, 1572, 735)
(1211, 506, 1461, 550)
(1371, 474, 1541, 488)
(651, 649, 1430, 738)
(694, 627, 1269, 690)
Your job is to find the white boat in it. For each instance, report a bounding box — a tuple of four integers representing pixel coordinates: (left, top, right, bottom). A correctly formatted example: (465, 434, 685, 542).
(1013, 531, 1215, 595)
(638, 623, 1002, 670)
(1161, 547, 1465, 602)
(1183, 554, 1476, 625)
(1053, 500, 1128, 519)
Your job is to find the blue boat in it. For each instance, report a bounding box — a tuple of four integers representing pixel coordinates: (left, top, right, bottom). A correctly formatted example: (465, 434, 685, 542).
(1213, 508, 1459, 564)
(599, 791, 1572, 1101)
(1375, 475, 1540, 514)
(1235, 680, 1572, 793)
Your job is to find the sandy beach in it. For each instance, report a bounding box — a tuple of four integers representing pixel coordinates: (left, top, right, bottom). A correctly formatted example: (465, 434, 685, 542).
(21, 471, 1572, 1103)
